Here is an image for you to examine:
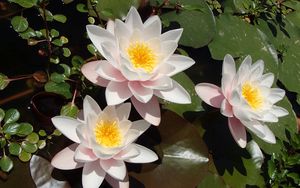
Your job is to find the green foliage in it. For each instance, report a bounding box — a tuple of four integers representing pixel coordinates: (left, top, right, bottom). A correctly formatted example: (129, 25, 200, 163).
(88, 0, 139, 20)
(0, 156, 13, 172)
(8, 0, 37, 8)
(53, 14, 67, 23)
(60, 103, 79, 118)
(11, 16, 28, 33)
(160, 0, 216, 48)
(0, 73, 10, 90)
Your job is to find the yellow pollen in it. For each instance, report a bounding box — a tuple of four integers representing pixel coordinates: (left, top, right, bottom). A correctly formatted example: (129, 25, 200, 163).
(127, 41, 157, 73)
(94, 120, 122, 148)
(242, 83, 263, 110)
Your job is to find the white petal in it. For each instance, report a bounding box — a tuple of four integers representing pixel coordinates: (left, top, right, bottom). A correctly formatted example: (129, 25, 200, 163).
(130, 119, 151, 135)
(82, 161, 106, 188)
(100, 41, 119, 66)
(125, 7, 143, 30)
(106, 20, 115, 34)
(268, 88, 285, 103)
(165, 54, 195, 77)
(243, 121, 276, 143)
(76, 124, 90, 147)
(106, 81, 133, 105)
(154, 80, 191, 104)
(143, 15, 161, 40)
(246, 140, 264, 169)
(96, 59, 126, 82)
(232, 107, 257, 122)
(250, 59, 264, 79)
(51, 143, 83, 170)
(86, 25, 115, 56)
(81, 60, 109, 87)
(83, 95, 101, 122)
(236, 55, 252, 83)
(128, 81, 153, 103)
(221, 74, 233, 98)
(100, 159, 127, 180)
(222, 54, 236, 78)
(116, 103, 131, 120)
(257, 112, 278, 122)
(74, 145, 98, 163)
(270, 105, 289, 117)
(161, 41, 178, 61)
(131, 97, 161, 126)
(105, 173, 129, 188)
(228, 117, 247, 148)
(259, 73, 274, 87)
(160, 28, 183, 43)
(119, 119, 132, 136)
(141, 76, 173, 90)
(195, 83, 224, 108)
(125, 144, 158, 163)
(115, 19, 131, 40)
(51, 116, 81, 143)
(113, 145, 140, 160)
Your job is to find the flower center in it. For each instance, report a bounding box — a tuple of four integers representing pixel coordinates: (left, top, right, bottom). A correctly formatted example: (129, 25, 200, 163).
(94, 120, 122, 148)
(242, 83, 263, 110)
(127, 41, 157, 73)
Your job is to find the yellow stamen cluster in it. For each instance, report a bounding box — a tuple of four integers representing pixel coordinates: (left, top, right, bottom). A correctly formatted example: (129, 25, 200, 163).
(94, 120, 122, 148)
(127, 41, 157, 73)
(242, 83, 263, 110)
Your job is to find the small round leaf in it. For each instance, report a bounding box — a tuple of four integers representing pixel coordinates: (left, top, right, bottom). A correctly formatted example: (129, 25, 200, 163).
(21, 141, 38, 153)
(0, 156, 13, 172)
(11, 16, 28, 32)
(0, 73, 9, 90)
(19, 150, 32, 162)
(3, 122, 20, 135)
(60, 103, 79, 118)
(37, 140, 46, 149)
(17, 123, 33, 136)
(4, 108, 20, 124)
(0, 108, 5, 122)
(26, 132, 39, 144)
(9, 142, 22, 156)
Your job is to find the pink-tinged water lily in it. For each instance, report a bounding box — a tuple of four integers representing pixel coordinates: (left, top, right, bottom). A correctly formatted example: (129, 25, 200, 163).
(81, 7, 195, 126)
(195, 54, 288, 148)
(51, 95, 158, 188)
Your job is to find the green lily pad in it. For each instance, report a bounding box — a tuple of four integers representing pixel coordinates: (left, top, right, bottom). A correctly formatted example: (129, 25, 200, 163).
(129, 111, 209, 188)
(208, 14, 278, 75)
(161, 0, 216, 48)
(88, 0, 138, 20)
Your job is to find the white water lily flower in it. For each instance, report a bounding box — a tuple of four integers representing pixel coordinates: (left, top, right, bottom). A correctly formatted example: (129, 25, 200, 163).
(81, 7, 195, 126)
(195, 54, 288, 148)
(51, 95, 158, 188)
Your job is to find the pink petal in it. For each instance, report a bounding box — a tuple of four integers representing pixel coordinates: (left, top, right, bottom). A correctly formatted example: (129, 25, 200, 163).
(113, 145, 140, 160)
(81, 61, 109, 87)
(83, 95, 101, 121)
(125, 144, 158, 163)
(165, 55, 195, 77)
(220, 100, 233, 117)
(105, 173, 129, 188)
(228, 117, 247, 148)
(131, 96, 161, 126)
(100, 159, 127, 180)
(82, 161, 106, 188)
(128, 81, 153, 103)
(51, 143, 83, 170)
(160, 28, 183, 43)
(74, 145, 98, 163)
(116, 103, 131, 120)
(106, 81, 133, 105)
(51, 116, 81, 143)
(195, 83, 225, 108)
(154, 80, 191, 104)
(141, 76, 173, 90)
(96, 59, 126, 82)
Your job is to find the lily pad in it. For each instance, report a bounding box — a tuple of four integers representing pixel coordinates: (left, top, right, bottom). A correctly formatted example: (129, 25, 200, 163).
(208, 14, 278, 75)
(129, 111, 209, 188)
(161, 0, 216, 48)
